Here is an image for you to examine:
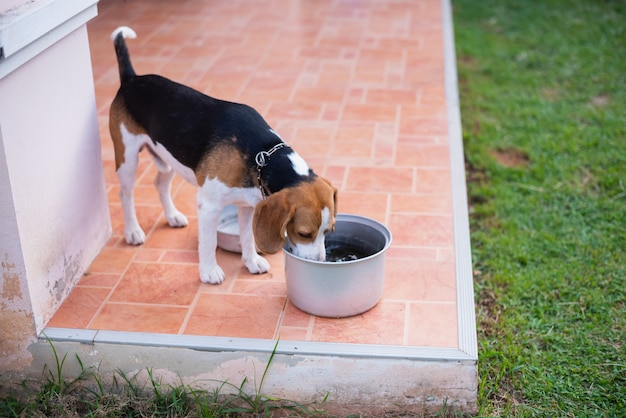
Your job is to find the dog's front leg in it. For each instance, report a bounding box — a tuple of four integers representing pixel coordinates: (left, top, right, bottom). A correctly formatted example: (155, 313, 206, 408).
(196, 190, 225, 284)
(238, 206, 270, 274)
(117, 157, 146, 245)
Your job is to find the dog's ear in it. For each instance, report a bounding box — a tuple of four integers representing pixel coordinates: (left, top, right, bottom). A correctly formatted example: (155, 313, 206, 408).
(330, 183, 338, 218)
(253, 190, 295, 254)
(332, 188, 338, 231)
(320, 177, 338, 226)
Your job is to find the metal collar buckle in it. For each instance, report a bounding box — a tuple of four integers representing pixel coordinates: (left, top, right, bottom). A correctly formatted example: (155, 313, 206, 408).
(255, 142, 287, 198)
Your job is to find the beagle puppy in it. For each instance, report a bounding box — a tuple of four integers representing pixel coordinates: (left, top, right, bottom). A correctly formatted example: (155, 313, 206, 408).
(109, 27, 337, 284)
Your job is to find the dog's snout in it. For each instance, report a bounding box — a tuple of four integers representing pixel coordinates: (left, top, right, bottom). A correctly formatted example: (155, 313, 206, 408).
(289, 240, 327, 261)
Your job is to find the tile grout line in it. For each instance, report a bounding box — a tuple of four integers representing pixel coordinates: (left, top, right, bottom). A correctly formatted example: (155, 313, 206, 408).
(388, 299, 457, 306)
(392, 211, 455, 217)
(403, 302, 411, 346)
(272, 298, 289, 340)
(85, 245, 141, 330)
(180, 251, 250, 335)
(392, 101, 401, 163)
(178, 286, 203, 335)
(129, 259, 196, 266)
(104, 300, 192, 309)
(305, 313, 315, 342)
(385, 193, 392, 227)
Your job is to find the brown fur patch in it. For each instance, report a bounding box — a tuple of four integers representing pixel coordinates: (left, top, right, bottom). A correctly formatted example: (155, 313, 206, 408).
(109, 97, 146, 170)
(194, 141, 247, 187)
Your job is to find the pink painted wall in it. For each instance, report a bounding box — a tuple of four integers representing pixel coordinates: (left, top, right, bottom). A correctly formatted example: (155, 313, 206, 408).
(0, 23, 110, 371)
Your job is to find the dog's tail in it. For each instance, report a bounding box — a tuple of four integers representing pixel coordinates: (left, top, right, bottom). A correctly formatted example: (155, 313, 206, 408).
(111, 26, 137, 83)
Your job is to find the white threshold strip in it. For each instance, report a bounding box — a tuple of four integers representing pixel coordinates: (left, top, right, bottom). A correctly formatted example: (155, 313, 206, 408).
(442, 0, 478, 361)
(43, 327, 475, 363)
(43, 0, 476, 364)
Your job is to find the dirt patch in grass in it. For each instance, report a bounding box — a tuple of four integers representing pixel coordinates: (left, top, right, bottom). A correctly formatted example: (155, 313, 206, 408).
(490, 148, 529, 168)
(589, 94, 610, 107)
(465, 159, 488, 185)
(540, 87, 561, 102)
(465, 159, 488, 209)
(475, 282, 501, 338)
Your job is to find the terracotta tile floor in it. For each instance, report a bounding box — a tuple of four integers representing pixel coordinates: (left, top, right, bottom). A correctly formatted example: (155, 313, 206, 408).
(49, 0, 459, 349)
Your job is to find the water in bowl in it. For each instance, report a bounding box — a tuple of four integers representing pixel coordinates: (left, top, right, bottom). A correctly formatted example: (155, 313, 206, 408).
(324, 233, 381, 262)
(325, 244, 364, 262)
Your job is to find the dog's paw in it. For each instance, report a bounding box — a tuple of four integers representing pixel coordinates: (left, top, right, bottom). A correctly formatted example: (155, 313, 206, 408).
(124, 227, 146, 245)
(166, 211, 188, 228)
(200, 265, 225, 284)
(245, 255, 270, 275)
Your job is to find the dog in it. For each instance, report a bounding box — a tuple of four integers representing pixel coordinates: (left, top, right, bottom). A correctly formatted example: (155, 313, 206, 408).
(109, 26, 337, 284)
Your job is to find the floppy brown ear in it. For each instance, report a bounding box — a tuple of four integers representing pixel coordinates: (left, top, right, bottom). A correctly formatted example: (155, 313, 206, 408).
(253, 191, 294, 254)
(331, 185, 338, 218)
(321, 177, 338, 219)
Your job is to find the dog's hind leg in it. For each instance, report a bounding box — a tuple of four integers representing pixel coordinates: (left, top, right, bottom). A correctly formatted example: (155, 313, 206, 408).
(151, 151, 189, 228)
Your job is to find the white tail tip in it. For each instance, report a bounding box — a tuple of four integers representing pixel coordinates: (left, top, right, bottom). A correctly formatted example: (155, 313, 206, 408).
(111, 26, 137, 41)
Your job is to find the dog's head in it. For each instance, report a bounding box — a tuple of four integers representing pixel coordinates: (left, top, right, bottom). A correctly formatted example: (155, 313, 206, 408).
(253, 177, 337, 260)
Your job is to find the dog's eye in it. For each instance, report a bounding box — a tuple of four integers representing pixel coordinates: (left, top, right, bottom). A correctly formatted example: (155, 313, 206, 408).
(297, 231, 314, 240)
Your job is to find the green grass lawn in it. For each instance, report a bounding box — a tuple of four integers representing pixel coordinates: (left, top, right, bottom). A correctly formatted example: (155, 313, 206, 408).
(453, 0, 625, 416)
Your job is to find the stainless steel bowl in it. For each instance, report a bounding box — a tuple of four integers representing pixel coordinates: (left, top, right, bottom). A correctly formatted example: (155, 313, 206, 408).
(283, 214, 392, 318)
(217, 205, 242, 253)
